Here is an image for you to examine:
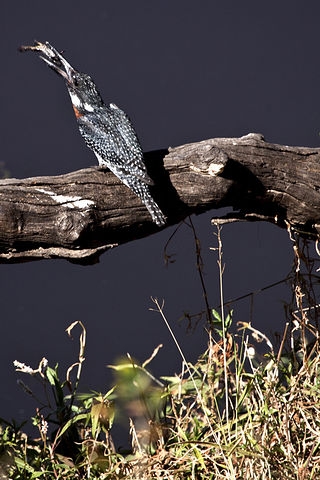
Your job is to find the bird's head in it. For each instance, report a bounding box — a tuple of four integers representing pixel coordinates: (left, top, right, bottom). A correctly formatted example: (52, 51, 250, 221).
(20, 41, 104, 114)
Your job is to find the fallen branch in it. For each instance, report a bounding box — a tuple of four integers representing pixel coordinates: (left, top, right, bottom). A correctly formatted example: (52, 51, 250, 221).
(0, 133, 319, 264)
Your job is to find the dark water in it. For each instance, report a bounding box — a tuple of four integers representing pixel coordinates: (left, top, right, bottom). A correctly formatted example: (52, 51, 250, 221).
(1, 215, 293, 446)
(1, 0, 320, 447)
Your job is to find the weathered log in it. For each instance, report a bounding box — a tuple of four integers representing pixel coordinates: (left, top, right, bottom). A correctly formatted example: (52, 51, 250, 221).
(0, 133, 319, 264)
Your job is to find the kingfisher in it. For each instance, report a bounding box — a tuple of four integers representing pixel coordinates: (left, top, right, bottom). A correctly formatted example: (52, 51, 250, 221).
(20, 41, 166, 227)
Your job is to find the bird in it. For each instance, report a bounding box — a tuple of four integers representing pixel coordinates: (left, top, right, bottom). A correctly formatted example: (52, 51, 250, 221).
(20, 41, 166, 227)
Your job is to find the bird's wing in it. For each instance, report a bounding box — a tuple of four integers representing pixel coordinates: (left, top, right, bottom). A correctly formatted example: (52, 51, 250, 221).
(78, 105, 153, 185)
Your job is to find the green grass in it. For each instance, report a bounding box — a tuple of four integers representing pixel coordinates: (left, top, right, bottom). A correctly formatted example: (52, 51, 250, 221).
(1, 230, 320, 479)
(1, 311, 320, 479)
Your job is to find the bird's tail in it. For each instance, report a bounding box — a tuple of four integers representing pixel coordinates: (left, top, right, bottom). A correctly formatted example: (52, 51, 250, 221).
(134, 183, 166, 227)
(145, 195, 166, 226)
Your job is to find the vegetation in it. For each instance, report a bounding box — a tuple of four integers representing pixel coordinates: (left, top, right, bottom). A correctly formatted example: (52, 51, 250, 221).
(1, 228, 320, 479)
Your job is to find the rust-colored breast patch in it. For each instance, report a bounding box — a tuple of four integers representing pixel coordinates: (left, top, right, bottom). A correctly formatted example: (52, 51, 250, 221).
(73, 105, 83, 118)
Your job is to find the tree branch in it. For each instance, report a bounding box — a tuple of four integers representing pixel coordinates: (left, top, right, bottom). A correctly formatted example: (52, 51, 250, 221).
(1, 133, 319, 264)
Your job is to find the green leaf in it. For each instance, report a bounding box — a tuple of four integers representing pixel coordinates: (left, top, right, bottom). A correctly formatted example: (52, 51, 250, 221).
(91, 398, 115, 437)
(45, 365, 59, 387)
(211, 309, 222, 322)
(54, 413, 88, 440)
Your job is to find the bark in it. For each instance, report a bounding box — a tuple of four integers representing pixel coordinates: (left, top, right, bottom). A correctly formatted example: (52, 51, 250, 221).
(0, 133, 319, 264)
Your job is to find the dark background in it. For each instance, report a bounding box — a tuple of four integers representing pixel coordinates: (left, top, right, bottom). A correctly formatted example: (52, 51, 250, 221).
(1, 2, 319, 444)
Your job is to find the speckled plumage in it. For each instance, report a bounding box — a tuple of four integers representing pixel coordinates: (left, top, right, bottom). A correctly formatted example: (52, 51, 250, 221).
(21, 41, 166, 226)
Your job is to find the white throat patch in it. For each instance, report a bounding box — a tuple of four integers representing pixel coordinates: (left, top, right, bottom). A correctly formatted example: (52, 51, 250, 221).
(69, 92, 94, 112)
(83, 102, 94, 112)
(69, 91, 81, 108)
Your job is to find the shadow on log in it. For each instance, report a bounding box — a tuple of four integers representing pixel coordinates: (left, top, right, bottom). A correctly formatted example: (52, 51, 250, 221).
(0, 132, 319, 264)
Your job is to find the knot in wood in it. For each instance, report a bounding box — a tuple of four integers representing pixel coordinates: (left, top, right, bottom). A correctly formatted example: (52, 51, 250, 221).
(56, 210, 88, 243)
(190, 146, 228, 177)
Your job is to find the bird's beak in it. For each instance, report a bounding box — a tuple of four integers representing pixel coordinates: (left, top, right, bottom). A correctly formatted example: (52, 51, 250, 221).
(20, 41, 76, 86)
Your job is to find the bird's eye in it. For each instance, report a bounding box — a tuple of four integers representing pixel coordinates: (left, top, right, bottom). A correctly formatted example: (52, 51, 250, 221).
(72, 74, 79, 87)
